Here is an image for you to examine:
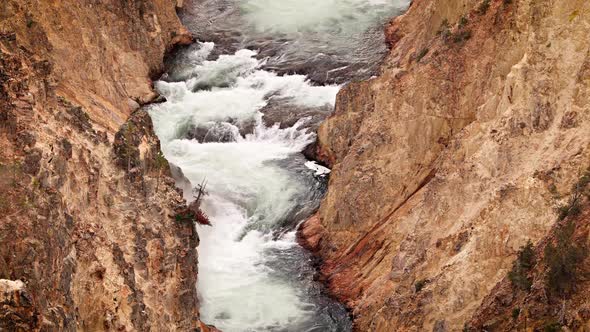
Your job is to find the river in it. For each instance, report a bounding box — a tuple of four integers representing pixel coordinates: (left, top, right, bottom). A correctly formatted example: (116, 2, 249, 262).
(148, 0, 408, 331)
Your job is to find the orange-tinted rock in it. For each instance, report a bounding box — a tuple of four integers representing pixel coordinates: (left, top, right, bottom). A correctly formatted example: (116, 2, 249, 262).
(0, 1, 206, 330)
(467, 204, 590, 331)
(313, 0, 590, 330)
(0, 280, 39, 331)
(297, 214, 325, 253)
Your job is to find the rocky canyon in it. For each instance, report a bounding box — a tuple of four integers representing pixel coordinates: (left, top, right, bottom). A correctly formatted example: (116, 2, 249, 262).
(301, 0, 590, 330)
(1, 0, 589, 331)
(0, 0, 213, 330)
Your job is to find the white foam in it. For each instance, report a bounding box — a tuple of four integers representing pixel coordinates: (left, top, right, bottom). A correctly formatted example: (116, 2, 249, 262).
(151, 48, 339, 146)
(149, 43, 338, 331)
(304, 161, 331, 176)
(148, 1, 411, 328)
(196, 197, 309, 331)
(241, 0, 409, 34)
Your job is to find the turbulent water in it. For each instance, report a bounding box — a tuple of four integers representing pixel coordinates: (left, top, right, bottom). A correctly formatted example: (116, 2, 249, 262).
(175, 0, 409, 84)
(149, 0, 409, 331)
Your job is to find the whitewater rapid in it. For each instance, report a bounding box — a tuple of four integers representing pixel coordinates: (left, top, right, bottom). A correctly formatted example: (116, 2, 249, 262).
(149, 0, 410, 330)
(179, 0, 410, 83)
(150, 45, 348, 331)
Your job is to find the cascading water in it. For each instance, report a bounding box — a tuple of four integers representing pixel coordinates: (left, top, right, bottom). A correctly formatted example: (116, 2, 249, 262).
(149, 0, 409, 331)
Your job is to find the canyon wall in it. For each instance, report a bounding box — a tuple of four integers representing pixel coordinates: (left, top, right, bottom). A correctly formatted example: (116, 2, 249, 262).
(0, 0, 210, 330)
(304, 0, 590, 330)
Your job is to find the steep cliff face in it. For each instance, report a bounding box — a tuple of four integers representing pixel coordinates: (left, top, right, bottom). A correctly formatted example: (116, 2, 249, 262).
(467, 202, 590, 331)
(0, 1, 207, 331)
(0, 0, 191, 132)
(305, 0, 590, 330)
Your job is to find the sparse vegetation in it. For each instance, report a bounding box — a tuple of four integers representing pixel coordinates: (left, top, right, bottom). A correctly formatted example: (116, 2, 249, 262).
(544, 220, 587, 296)
(61, 138, 73, 160)
(578, 168, 590, 194)
(477, 0, 491, 15)
(123, 123, 136, 172)
(438, 17, 472, 45)
(508, 240, 535, 291)
(556, 168, 590, 221)
(61, 99, 97, 138)
(543, 322, 561, 332)
(548, 183, 560, 199)
(416, 48, 429, 62)
(194, 208, 210, 226)
(175, 212, 194, 223)
(453, 30, 472, 44)
(175, 179, 211, 226)
(511, 307, 520, 319)
(542, 169, 590, 296)
(191, 180, 211, 226)
(415, 278, 428, 293)
(437, 19, 451, 40)
(556, 202, 580, 221)
(113, 120, 140, 177)
(11, 161, 22, 187)
(26, 16, 34, 28)
(458, 15, 469, 29)
(31, 177, 41, 189)
(154, 151, 168, 191)
(568, 10, 579, 22)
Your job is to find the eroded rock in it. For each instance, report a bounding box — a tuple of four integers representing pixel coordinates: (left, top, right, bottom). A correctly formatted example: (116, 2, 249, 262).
(0, 280, 38, 331)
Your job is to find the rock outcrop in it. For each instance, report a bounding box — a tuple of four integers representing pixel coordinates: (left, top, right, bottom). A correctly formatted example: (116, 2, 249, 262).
(0, 0, 204, 330)
(0, 280, 37, 331)
(305, 0, 590, 330)
(466, 201, 590, 331)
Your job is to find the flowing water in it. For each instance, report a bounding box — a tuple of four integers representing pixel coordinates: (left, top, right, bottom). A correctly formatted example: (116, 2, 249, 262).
(148, 0, 409, 331)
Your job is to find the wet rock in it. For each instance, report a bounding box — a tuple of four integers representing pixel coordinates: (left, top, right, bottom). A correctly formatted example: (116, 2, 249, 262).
(186, 122, 239, 143)
(302, 141, 322, 163)
(260, 98, 332, 161)
(260, 98, 333, 131)
(127, 98, 140, 112)
(199, 321, 223, 332)
(297, 214, 325, 253)
(169, 27, 194, 49)
(263, 55, 379, 85)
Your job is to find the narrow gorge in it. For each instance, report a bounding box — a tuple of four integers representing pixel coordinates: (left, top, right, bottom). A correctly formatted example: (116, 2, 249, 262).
(1, 0, 590, 331)
(150, 0, 408, 330)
